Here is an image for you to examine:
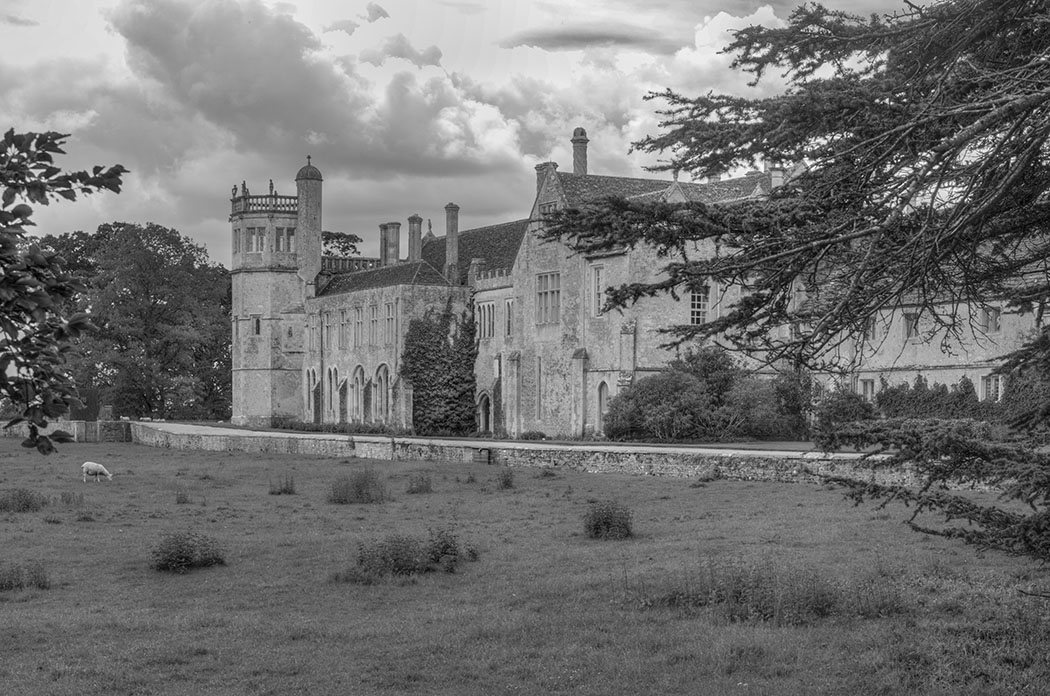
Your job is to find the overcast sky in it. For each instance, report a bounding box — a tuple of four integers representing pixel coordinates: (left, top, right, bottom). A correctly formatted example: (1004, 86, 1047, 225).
(1, 0, 901, 265)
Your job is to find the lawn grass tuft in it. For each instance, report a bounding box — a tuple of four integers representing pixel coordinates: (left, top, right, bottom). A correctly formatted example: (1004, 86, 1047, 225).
(328, 468, 388, 504)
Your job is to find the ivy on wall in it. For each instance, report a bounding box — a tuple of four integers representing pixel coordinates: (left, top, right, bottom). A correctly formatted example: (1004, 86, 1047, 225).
(401, 298, 478, 436)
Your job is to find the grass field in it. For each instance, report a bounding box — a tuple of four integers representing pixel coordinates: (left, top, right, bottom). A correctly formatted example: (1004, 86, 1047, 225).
(2, 437, 1050, 695)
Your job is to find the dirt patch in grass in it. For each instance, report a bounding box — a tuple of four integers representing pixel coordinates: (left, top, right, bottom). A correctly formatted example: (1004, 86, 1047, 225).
(0, 437, 1048, 695)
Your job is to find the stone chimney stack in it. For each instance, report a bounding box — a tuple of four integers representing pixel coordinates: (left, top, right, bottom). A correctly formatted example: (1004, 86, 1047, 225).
(444, 202, 460, 284)
(571, 127, 589, 175)
(386, 221, 401, 265)
(535, 161, 558, 195)
(407, 214, 423, 262)
(467, 257, 483, 286)
(378, 223, 390, 267)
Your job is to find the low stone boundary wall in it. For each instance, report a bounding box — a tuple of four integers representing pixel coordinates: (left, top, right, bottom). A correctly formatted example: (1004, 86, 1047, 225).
(129, 423, 917, 487)
(2, 419, 131, 443)
(4, 420, 918, 487)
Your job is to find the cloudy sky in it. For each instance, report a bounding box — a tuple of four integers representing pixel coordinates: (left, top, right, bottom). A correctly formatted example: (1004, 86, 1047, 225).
(1, 0, 900, 265)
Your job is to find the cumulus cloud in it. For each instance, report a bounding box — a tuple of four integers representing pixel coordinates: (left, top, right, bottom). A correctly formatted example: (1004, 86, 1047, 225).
(500, 23, 681, 54)
(2, 13, 37, 26)
(361, 2, 389, 23)
(360, 33, 443, 68)
(103, 0, 522, 180)
(324, 19, 360, 36)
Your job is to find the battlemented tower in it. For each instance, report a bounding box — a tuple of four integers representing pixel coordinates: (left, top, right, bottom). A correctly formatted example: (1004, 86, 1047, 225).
(229, 158, 322, 426)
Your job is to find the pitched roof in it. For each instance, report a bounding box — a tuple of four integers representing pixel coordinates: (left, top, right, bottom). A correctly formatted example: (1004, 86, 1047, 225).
(318, 218, 529, 296)
(421, 218, 528, 285)
(556, 172, 672, 207)
(555, 171, 773, 207)
(318, 260, 448, 296)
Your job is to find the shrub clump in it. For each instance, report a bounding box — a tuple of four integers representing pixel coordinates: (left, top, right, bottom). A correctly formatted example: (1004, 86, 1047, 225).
(406, 472, 433, 495)
(0, 488, 48, 513)
(151, 531, 226, 574)
(584, 500, 633, 539)
(0, 561, 50, 591)
(328, 468, 388, 504)
(519, 430, 546, 440)
(331, 527, 478, 584)
(269, 474, 296, 495)
(640, 559, 906, 626)
(496, 468, 514, 490)
(814, 386, 878, 433)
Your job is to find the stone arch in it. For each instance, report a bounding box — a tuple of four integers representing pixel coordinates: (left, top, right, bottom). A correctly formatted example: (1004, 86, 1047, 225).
(326, 367, 335, 413)
(374, 364, 391, 423)
(351, 365, 366, 422)
(337, 373, 347, 424)
(477, 391, 492, 434)
(597, 380, 610, 435)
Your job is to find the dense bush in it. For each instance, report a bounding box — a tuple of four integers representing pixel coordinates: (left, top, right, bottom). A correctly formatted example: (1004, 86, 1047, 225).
(0, 561, 50, 591)
(328, 468, 388, 504)
(0, 488, 48, 513)
(605, 371, 713, 441)
(604, 346, 812, 442)
(496, 468, 514, 490)
(151, 531, 226, 574)
(876, 374, 992, 420)
(583, 500, 633, 540)
(331, 527, 478, 583)
(814, 386, 878, 432)
(518, 430, 546, 440)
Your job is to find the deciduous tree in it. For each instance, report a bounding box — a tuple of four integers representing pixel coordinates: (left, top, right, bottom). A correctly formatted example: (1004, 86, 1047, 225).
(0, 130, 126, 453)
(40, 223, 231, 420)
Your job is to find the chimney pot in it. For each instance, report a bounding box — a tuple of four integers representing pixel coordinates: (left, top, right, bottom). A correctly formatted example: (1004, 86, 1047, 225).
(571, 127, 589, 175)
(407, 214, 423, 262)
(444, 203, 460, 283)
(378, 223, 389, 267)
(387, 221, 401, 265)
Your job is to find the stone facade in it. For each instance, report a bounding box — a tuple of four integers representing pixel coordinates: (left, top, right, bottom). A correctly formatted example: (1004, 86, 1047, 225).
(231, 127, 1026, 434)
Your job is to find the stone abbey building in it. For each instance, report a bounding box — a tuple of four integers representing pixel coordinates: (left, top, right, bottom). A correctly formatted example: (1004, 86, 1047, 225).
(230, 129, 1024, 432)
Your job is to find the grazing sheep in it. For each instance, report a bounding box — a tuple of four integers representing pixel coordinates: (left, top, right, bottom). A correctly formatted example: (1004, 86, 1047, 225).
(82, 461, 112, 482)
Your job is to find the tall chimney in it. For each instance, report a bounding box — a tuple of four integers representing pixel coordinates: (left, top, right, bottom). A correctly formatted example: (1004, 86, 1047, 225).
(535, 161, 558, 195)
(407, 214, 423, 262)
(444, 202, 460, 284)
(378, 223, 389, 267)
(571, 127, 589, 175)
(386, 221, 401, 265)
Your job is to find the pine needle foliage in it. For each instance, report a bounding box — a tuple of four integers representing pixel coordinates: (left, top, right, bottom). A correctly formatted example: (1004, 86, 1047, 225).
(818, 419, 1050, 560)
(540, 0, 1050, 386)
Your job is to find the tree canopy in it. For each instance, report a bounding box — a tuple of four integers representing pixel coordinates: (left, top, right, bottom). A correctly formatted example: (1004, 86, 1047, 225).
(40, 223, 231, 420)
(541, 0, 1050, 560)
(322, 230, 362, 257)
(543, 0, 1050, 380)
(0, 130, 126, 453)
